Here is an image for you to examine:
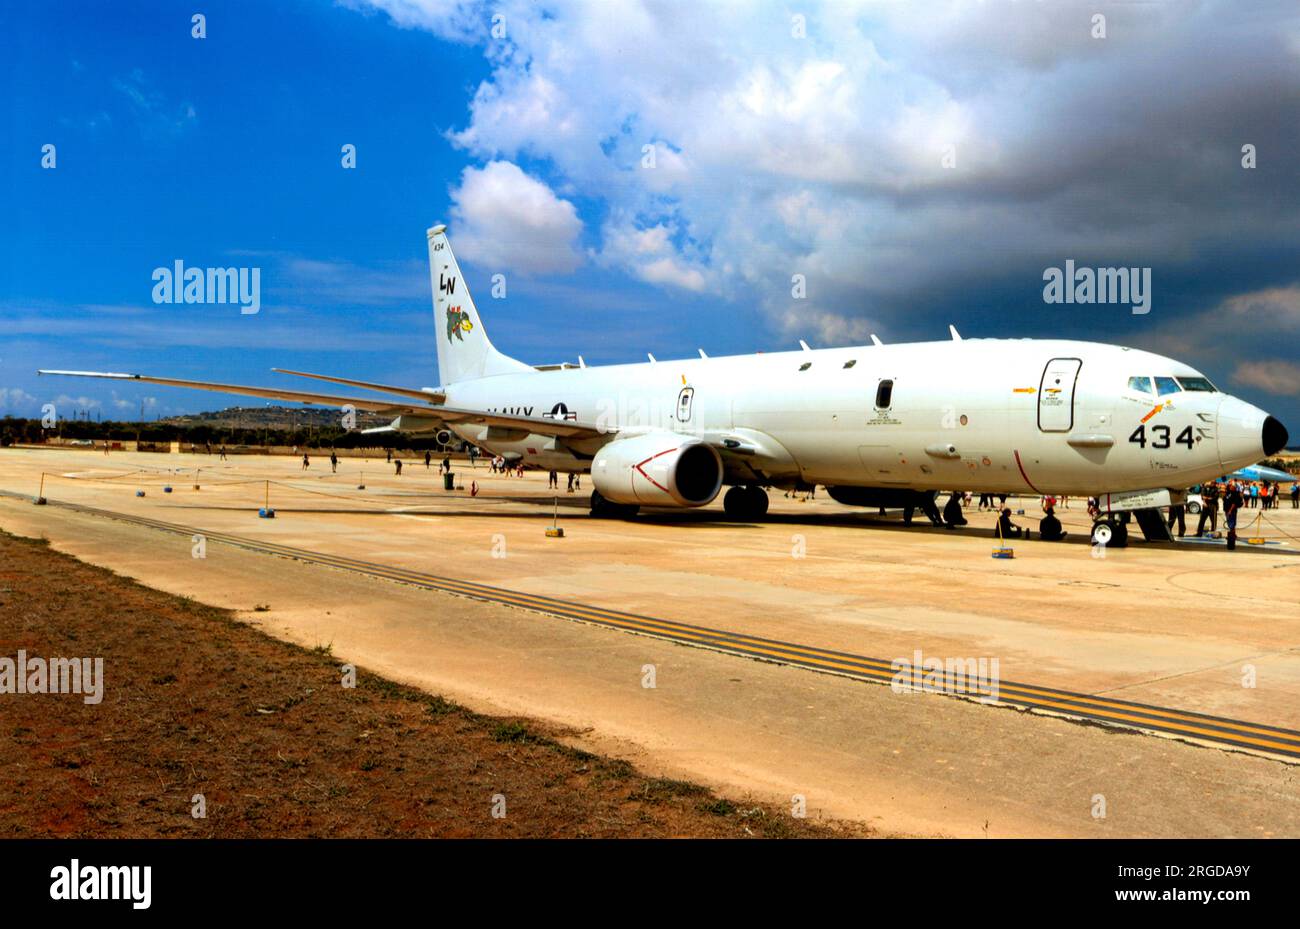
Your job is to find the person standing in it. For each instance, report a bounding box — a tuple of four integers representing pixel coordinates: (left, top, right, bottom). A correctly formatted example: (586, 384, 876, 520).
(1224, 481, 1245, 550)
(1292, 482, 1299, 509)
(394, 458, 402, 476)
(302, 453, 310, 470)
(330, 451, 338, 473)
(548, 469, 558, 490)
(1196, 482, 1219, 536)
(1166, 496, 1186, 537)
(425, 450, 432, 469)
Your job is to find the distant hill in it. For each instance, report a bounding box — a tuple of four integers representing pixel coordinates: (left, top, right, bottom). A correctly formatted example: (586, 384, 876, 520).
(162, 405, 387, 429)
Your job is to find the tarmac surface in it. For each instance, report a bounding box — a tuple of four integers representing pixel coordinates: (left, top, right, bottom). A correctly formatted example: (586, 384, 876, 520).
(3, 445, 1300, 837)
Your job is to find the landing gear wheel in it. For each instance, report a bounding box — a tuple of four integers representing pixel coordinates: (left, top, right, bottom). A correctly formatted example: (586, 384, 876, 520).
(1091, 518, 1129, 548)
(589, 489, 639, 519)
(723, 485, 769, 520)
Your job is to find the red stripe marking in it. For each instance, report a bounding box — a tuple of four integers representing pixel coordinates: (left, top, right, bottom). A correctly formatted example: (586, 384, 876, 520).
(634, 447, 679, 494)
(1013, 449, 1043, 494)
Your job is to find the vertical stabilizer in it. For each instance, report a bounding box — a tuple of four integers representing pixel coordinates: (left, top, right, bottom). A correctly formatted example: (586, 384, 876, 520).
(427, 224, 530, 384)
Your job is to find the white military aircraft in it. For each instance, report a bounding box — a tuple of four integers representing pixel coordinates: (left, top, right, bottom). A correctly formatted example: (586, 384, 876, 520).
(41, 224, 1289, 547)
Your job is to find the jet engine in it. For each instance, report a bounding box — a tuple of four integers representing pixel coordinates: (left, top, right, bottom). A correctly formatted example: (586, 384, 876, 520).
(591, 434, 723, 507)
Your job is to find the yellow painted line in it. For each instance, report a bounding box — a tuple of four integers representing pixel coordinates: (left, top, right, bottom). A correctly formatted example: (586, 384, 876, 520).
(14, 492, 1300, 761)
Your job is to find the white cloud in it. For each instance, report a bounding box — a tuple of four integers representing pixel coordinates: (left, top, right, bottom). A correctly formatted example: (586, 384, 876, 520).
(0, 388, 38, 413)
(599, 220, 707, 292)
(359, 0, 1300, 343)
(448, 161, 584, 274)
(1232, 361, 1300, 396)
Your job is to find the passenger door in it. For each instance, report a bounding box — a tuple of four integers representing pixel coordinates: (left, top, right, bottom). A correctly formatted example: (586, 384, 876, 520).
(1038, 358, 1082, 432)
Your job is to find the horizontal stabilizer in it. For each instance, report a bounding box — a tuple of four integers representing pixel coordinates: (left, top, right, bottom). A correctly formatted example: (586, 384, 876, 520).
(272, 368, 445, 404)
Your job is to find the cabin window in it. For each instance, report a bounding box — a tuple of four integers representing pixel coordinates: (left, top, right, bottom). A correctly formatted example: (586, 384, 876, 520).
(799, 361, 812, 371)
(843, 359, 857, 369)
(1155, 376, 1180, 397)
(1127, 375, 1153, 394)
(1175, 376, 1216, 393)
(875, 379, 894, 409)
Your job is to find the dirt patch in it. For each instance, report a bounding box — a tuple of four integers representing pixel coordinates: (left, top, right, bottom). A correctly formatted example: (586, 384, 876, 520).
(0, 530, 867, 837)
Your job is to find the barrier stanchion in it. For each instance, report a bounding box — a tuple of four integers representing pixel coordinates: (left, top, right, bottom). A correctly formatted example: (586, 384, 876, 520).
(259, 479, 275, 518)
(546, 494, 564, 538)
(992, 516, 1014, 559)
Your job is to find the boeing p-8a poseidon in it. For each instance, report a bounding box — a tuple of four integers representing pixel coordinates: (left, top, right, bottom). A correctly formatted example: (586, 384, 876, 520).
(41, 224, 1289, 547)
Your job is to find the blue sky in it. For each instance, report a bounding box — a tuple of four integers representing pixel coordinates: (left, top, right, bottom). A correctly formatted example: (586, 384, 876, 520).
(2, 0, 1298, 430)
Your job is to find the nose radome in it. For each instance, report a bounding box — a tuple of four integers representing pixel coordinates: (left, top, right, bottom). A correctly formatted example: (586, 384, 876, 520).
(1216, 396, 1269, 472)
(1263, 416, 1289, 457)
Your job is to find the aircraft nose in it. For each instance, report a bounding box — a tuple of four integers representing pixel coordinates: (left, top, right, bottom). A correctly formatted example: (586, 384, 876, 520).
(1216, 396, 1271, 472)
(1263, 416, 1289, 457)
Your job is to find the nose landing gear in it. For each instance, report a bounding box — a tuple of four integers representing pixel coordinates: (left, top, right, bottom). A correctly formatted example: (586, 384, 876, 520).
(1090, 517, 1129, 548)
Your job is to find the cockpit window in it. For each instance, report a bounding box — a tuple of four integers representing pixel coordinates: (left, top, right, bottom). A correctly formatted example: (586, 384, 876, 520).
(1175, 376, 1216, 392)
(1154, 376, 1181, 396)
(1127, 376, 1154, 394)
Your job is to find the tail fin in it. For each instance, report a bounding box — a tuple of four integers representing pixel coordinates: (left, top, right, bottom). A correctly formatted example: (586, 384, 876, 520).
(427, 224, 531, 385)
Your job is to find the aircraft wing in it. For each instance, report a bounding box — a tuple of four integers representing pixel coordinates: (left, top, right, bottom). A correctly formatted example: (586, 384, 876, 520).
(37, 369, 423, 415)
(37, 368, 610, 439)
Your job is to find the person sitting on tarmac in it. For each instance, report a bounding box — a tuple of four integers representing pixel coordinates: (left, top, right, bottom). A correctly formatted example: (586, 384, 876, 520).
(943, 491, 967, 529)
(994, 507, 1024, 539)
(1038, 505, 1067, 541)
(904, 495, 944, 527)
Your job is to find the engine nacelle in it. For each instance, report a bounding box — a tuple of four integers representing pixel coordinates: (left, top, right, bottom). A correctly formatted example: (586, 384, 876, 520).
(592, 434, 723, 507)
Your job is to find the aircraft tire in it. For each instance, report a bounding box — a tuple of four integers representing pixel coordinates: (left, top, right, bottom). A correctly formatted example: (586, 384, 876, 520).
(723, 486, 749, 520)
(747, 485, 769, 518)
(590, 490, 639, 519)
(1092, 518, 1129, 548)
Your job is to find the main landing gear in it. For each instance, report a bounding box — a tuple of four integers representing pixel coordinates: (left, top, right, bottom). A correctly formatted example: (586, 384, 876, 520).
(1090, 516, 1129, 548)
(589, 489, 639, 519)
(723, 485, 769, 521)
